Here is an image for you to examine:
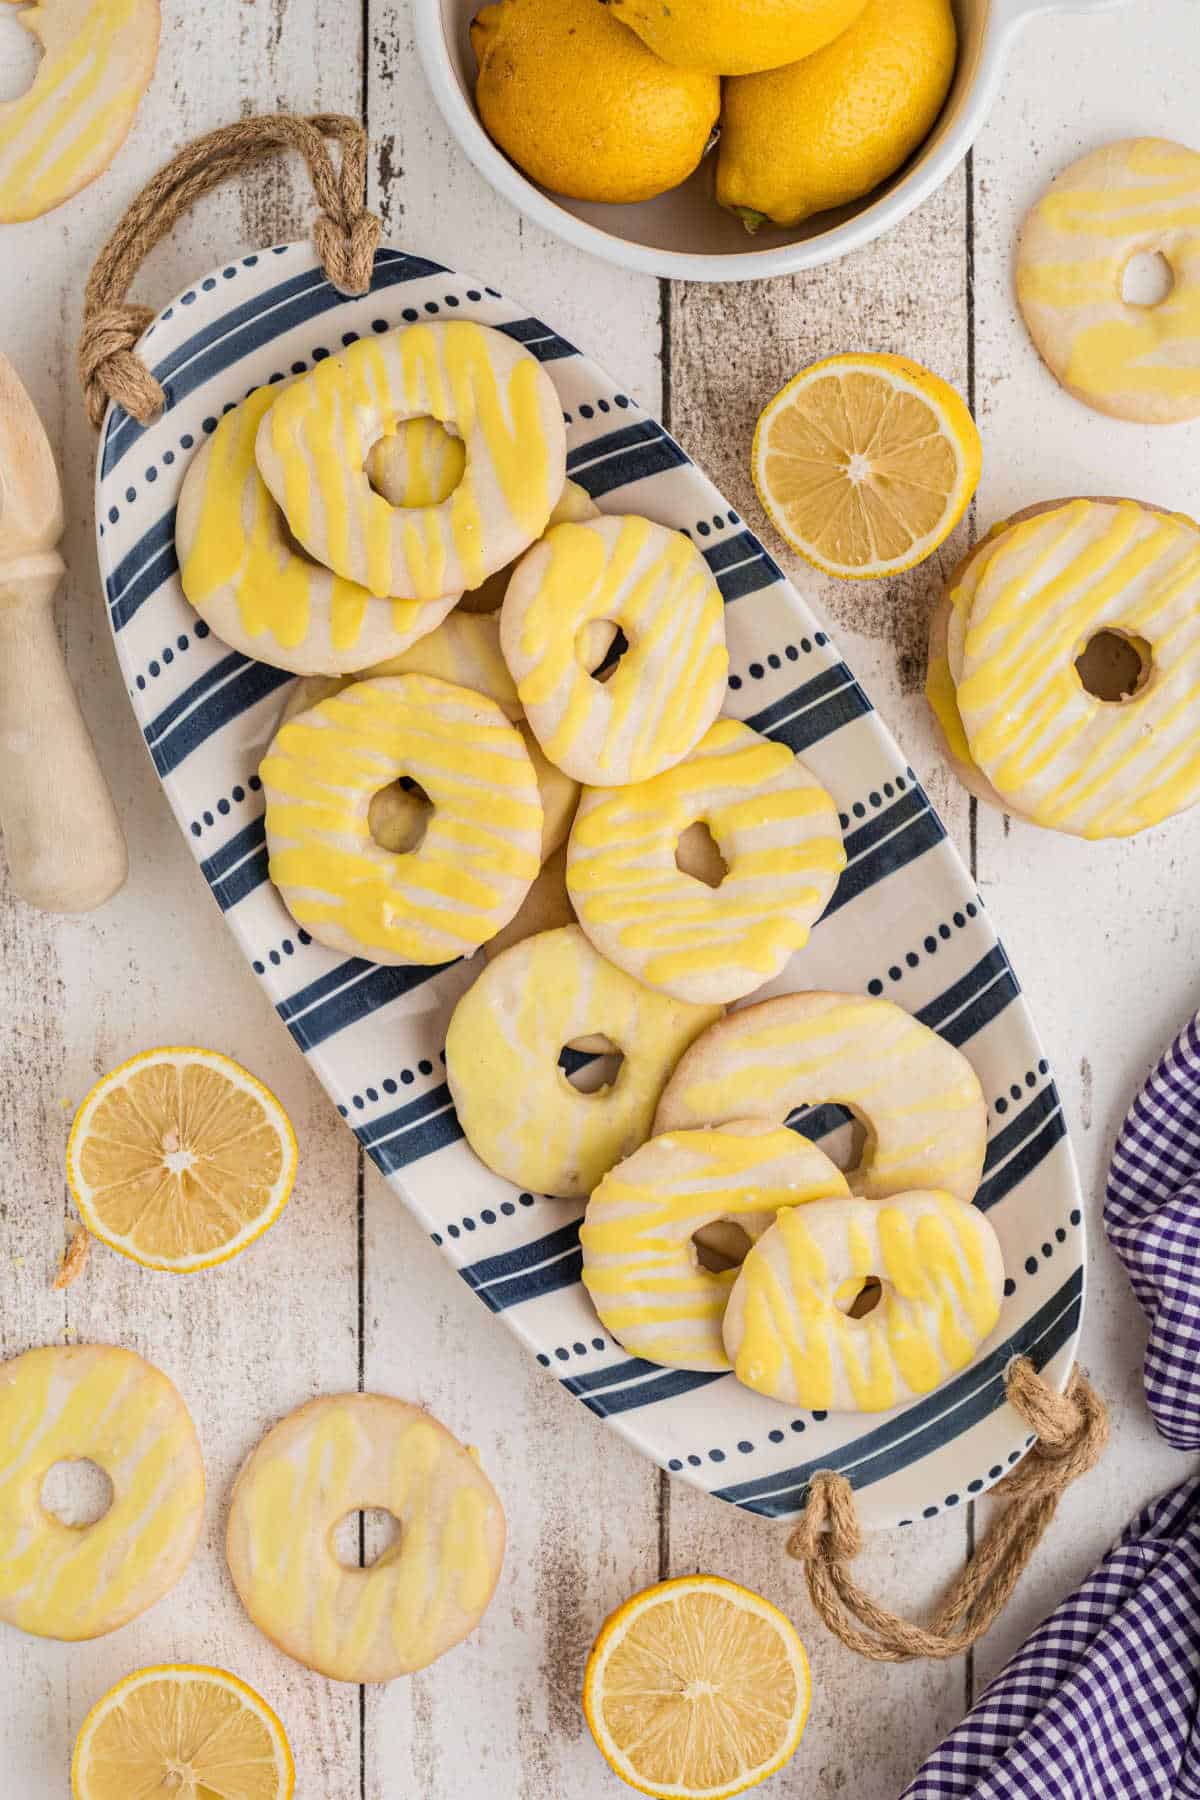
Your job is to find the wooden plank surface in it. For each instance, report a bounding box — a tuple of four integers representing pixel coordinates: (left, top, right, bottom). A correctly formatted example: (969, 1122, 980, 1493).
(3, 0, 1199, 1795)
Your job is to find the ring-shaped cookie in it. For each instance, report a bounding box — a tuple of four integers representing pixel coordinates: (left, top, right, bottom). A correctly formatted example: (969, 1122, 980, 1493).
(567, 719, 845, 1004)
(1017, 138, 1200, 424)
(280, 676, 578, 865)
(226, 1394, 505, 1683)
(177, 385, 460, 675)
(723, 1192, 1004, 1412)
(0, 1344, 204, 1641)
(582, 1121, 849, 1371)
(500, 514, 728, 785)
(654, 991, 987, 1203)
(0, 0, 160, 223)
(445, 924, 721, 1199)
(262, 674, 543, 964)
(255, 320, 567, 600)
(953, 497, 1200, 837)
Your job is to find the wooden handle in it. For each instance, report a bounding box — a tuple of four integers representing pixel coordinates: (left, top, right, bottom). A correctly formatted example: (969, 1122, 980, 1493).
(0, 561, 127, 913)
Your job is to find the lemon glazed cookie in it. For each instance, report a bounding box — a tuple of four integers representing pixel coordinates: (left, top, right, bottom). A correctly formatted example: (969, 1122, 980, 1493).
(1017, 138, 1200, 424)
(178, 385, 460, 675)
(723, 1191, 1004, 1412)
(445, 924, 721, 1199)
(0, 1344, 203, 1640)
(0, 0, 160, 223)
(262, 674, 542, 964)
(567, 719, 845, 1004)
(945, 498, 1200, 837)
(581, 1122, 849, 1371)
(500, 513, 728, 785)
(654, 991, 987, 1203)
(255, 320, 566, 601)
(226, 1394, 505, 1683)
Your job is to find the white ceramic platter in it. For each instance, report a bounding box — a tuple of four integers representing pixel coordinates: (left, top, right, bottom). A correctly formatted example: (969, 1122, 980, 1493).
(94, 245, 1084, 1528)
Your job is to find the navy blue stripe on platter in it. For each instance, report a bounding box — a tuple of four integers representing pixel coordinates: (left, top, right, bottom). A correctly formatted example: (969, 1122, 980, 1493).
(497, 317, 577, 361)
(975, 1092, 1068, 1215)
(106, 508, 177, 631)
(143, 653, 291, 776)
(822, 786, 946, 918)
(355, 1084, 463, 1177)
(277, 956, 455, 1052)
(701, 531, 784, 603)
(101, 249, 447, 475)
(916, 944, 1020, 1049)
(569, 1365, 727, 1418)
(566, 419, 690, 498)
(201, 818, 268, 914)
(460, 1221, 583, 1313)
(712, 1269, 1083, 1515)
(745, 663, 872, 754)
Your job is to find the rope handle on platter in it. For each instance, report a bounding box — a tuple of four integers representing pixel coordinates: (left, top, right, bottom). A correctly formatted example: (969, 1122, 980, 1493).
(78, 112, 381, 429)
(785, 1357, 1109, 1663)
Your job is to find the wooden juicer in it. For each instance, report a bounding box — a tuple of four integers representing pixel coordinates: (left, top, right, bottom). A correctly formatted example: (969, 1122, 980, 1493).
(0, 353, 126, 912)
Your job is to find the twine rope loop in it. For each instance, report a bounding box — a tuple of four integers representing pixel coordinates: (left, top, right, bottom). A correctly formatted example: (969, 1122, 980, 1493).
(784, 1358, 1108, 1662)
(78, 112, 381, 428)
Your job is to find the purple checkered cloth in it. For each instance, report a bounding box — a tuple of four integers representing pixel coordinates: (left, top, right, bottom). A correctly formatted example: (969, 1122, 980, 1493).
(901, 1014, 1200, 1800)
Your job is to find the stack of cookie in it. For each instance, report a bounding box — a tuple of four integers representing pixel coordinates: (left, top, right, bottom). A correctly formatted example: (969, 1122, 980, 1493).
(174, 315, 1006, 1422)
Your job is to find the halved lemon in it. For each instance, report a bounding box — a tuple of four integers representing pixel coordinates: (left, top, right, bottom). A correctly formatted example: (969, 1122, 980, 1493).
(72, 1664, 294, 1800)
(66, 1047, 298, 1273)
(583, 1574, 811, 1799)
(752, 351, 982, 580)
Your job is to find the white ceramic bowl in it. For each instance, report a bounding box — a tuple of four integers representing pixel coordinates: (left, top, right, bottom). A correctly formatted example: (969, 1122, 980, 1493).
(415, 0, 1128, 282)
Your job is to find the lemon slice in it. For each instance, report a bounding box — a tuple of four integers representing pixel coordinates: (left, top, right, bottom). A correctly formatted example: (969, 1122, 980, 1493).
(72, 1664, 294, 1800)
(752, 351, 982, 580)
(583, 1574, 811, 1798)
(66, 1047, 298, 1273)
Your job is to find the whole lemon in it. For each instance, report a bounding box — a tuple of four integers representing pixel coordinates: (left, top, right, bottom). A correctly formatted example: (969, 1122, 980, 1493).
(605, 0, 869, 76)
(717, 0, 957, 228)
(471, 0, 720, 205)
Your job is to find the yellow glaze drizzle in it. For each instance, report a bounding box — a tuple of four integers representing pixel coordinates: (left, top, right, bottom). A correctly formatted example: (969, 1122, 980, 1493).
(257, 321, 564, 600)
(0, 0, 158, 223)
(444, 924, 722, 1200)
(261, 673, 543, 964)
(226, 1395, 504, 1683)
(500, 514, 728, 785)
(725, 1191, 1004, 1412)
(581, 1124, 849, 1370)
(1018, 138, 1200, 421)
(0, 1344, 203, 1641)
(177, 384, 457, 674)
(954, 498, 1200, 837)
(567, 719, 844, 1004)
(655, 991, 987, 1204)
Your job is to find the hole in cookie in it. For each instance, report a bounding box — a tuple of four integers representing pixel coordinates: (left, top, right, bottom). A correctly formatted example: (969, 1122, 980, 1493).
(365, 418, 466, 507)
(1075, 630, 1152, 703)
(1122, 250, 1174, 308)
(792, 1107, 869, 1182)
(332, 1508, 403, 1570)
(41, 1459, 114, 1530)
(577, 620, 629, 684)
(559, 1035, 625, 1095)
(676, 821, 728, 890)
(693, 1220, 754, 1273)
(835, 1276, 884, 1319)
(370, 777, 433, 854)
(0, 11, 41, 102)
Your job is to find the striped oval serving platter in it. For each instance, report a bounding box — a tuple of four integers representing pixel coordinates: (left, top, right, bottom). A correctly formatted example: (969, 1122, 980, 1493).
(94, 245, 1085, 1529)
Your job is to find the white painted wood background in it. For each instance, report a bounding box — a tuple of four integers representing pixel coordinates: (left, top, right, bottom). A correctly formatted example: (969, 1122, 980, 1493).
(1, 1, 1198, 1793)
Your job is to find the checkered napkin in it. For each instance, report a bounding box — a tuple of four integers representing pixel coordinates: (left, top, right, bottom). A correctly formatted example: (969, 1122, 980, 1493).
(900, 1014, 1200, 1799)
